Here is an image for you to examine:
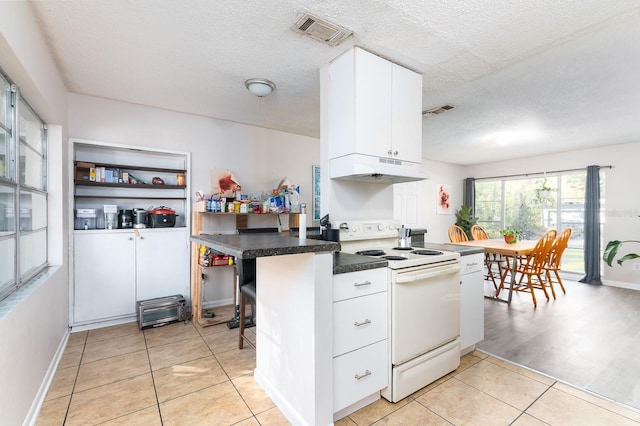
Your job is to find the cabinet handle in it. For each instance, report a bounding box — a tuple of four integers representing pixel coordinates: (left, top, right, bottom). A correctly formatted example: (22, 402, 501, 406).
(393, 151, 398, 156)
(129, 237, 134, 240)
(354, 370, 372, 380)
(354, 319, 371, 327)
(354, 281, 371, 287)
(387, 150, 393, 155)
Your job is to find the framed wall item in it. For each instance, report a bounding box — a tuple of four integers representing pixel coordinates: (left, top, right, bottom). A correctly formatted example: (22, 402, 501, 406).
(437, 184, 452, 215)
(312, 165, 321, 221)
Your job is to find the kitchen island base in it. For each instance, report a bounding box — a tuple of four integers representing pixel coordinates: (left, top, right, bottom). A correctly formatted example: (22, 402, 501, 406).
(253, 252, 334, 426)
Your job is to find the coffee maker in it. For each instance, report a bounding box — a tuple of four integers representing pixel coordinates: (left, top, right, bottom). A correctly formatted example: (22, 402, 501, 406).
(118, 209, 133, 229)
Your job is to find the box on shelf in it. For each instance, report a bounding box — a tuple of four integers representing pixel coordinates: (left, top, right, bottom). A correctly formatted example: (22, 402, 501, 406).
(194, 200, 207, 212)
(198, 245, 232, 267)
(74, 162, 94, 181)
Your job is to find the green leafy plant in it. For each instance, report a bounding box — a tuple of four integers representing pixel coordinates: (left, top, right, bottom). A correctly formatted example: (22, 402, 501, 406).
(535, 177, 556, 203)
(603, 240, 640, 266)
(455, 205, 477, 239)
(603, 215, 640, 267)
(500, 228, 523, 243)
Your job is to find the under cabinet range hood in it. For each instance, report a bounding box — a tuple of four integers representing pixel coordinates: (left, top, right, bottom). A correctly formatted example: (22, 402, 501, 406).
(330, 153, 428, 184)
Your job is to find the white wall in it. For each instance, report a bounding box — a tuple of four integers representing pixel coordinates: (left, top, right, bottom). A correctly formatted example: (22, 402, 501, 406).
(410, 159, 466, 243)
(68, 93, 320, 305)
(0, 3, 70, 425)
(464, 141, 640, 287)
(68, 94, 319, 215)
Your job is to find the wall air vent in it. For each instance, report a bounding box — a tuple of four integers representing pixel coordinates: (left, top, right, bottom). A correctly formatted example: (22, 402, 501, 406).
(422, 104, 455, 117)
(292, 13, 353, 47)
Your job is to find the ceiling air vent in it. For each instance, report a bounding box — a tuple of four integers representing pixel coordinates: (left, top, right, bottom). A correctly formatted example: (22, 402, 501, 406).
(292, 13, 353, 47)
(422, 104, 455, 117)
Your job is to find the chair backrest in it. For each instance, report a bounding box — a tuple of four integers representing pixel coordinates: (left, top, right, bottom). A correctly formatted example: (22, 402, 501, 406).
(470, 224, 489, 240)
(547, 228, 573, 268)
(527, 230, 557, 270)
(448, 225, 469, 242)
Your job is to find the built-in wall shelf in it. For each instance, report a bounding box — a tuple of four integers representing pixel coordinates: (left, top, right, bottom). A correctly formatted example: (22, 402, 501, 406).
(74, 195, 186, 200)
(75, 181, 186, 189)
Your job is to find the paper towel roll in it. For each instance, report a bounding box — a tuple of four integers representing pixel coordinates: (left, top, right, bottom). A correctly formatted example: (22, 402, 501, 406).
(299, 213, 307, 240)
(299, 203, 307, 240)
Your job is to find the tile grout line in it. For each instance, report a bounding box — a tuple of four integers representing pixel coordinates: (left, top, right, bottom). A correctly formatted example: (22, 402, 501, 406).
(194, 320, 261, 424)
(62, 332, 88, 425)
(508, 380, 557, 425)
(142, 327, 165, 426)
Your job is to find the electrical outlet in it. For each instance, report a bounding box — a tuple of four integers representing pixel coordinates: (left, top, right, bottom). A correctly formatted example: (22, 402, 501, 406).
(633, 263, 640, 271)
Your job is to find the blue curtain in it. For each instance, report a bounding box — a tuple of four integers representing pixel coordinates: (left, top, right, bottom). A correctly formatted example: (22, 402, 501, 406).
(579, 165, 602, 285)
(463, 178, 475, 215)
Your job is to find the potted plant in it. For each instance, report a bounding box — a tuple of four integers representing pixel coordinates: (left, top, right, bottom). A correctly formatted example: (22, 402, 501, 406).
(500, 228, 523, 244)
(535, 177, 556, 203)
(455, 205, 477, 239)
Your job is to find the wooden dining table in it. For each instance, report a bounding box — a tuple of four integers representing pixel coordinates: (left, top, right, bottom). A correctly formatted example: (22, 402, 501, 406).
(454, 239, 539, 304)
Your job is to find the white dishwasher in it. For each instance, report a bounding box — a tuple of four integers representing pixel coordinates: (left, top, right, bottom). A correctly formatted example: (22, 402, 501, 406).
(459, 253, 484, 353)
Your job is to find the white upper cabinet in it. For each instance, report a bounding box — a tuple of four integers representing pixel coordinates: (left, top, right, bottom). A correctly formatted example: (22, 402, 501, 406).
(328, 47, 423, 163)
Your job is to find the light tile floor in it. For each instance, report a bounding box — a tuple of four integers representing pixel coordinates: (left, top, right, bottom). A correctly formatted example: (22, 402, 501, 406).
(37, 320, 640, 425)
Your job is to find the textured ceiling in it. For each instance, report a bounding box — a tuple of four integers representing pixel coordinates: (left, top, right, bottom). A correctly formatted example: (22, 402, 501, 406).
(30, 0, 640, 165)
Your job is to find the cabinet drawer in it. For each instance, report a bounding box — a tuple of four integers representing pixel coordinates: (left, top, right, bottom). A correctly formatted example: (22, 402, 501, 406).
(334, 339, 388, 413)
(334, 291, 387, 356)
(333, 268, 387, 302)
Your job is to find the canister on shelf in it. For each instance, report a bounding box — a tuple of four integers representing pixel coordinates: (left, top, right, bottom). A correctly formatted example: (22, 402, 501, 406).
(177, 173, 185, 186)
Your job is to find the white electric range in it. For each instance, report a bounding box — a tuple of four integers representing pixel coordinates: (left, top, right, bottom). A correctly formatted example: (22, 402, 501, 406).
(333, 219, 462, 402)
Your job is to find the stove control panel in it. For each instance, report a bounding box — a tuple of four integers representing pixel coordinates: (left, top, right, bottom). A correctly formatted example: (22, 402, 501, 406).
(331, 219, 401, 241)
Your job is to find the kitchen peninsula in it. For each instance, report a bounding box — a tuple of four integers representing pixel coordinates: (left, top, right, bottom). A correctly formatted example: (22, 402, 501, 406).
(190, 233, 340, 425)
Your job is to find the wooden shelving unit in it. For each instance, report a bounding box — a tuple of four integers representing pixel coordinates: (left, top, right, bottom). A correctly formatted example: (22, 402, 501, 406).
(190, 208, 300, 325)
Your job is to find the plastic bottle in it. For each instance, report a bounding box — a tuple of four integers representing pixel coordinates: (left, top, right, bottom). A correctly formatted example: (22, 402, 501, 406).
(299, 203, 307, 241)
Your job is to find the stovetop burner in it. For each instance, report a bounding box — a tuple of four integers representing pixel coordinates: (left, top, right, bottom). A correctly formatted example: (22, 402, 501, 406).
(392, 247, 413, 251)
(355, 249, 386, 257)
(411, 249, 444, 256)
(382, 255, 408, 261)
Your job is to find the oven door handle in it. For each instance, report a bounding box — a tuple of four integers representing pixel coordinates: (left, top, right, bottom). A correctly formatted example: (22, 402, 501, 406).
(395, 264, 460, 283)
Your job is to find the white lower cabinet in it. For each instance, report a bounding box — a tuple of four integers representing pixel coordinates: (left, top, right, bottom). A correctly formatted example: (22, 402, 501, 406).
(333, 268, 388, 416)
(73, 228, 189, 326)
(135, 229, 190, 301)
(73, 232, 137, 323)
(460, 253, 485, 352)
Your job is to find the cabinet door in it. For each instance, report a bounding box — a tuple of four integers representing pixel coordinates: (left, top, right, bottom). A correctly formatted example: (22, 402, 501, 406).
(354, 48, 393, 158)
(460, 254, 485, 350)
(136, 229, 189, 301)
(391, 63, 423, 162)
(73, 232, 136, 324)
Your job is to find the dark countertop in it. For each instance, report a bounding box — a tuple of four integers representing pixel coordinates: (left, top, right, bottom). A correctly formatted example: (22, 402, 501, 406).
(333, 252, 388, 274)
(412, 242, 484, 256)
(191, 233, 340, 259)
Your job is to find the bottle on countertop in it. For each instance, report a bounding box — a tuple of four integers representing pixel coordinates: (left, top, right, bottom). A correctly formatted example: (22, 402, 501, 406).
(299, 203, 307, 240)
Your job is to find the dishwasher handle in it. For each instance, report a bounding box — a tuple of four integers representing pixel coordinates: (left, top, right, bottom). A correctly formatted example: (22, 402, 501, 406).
(395, 264, 460, 283)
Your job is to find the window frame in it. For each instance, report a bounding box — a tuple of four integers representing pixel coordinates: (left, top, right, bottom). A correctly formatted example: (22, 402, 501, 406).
(0, 67, 48, 302)
(474, 171, 604, 275)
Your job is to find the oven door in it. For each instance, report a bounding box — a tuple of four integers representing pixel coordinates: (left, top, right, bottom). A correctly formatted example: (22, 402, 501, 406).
(390, 262, 460, 365)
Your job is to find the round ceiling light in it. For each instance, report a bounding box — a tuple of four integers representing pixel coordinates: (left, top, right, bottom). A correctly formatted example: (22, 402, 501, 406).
(245, 78, 276, 97)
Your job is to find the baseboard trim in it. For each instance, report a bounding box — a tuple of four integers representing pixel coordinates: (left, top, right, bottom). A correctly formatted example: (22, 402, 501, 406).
(602, 279, 640, 290)
(24, 328, 70, 426)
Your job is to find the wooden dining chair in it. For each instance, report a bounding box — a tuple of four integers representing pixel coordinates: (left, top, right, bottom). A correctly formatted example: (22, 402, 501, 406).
(471, 224, 506, 291)
(448, 225, 468, 243)
(505, 229, 556, 307)
(542, 228, 573, 297)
